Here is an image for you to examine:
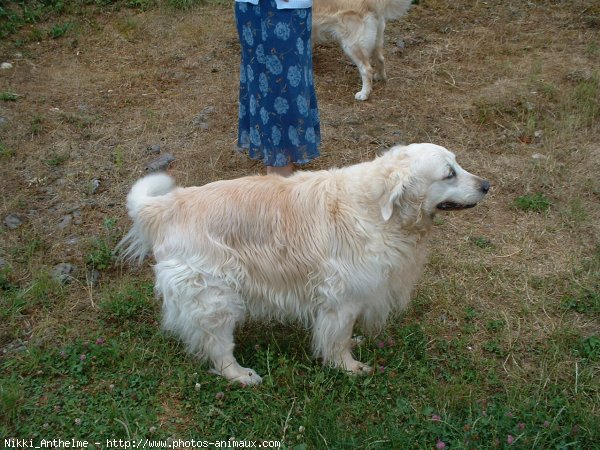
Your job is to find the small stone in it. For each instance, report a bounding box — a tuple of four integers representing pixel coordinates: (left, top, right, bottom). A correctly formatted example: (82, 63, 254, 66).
(145, 153, 175, 172)
(147, 144, 161, 154)
(192, 106, 216, 127)
(0, 257, 6, 268)
(531, 153, 545, 160)
(0, 117, 8, 126)
(90, 179, 101, 194)
(52, 263, 76, 284)
(58, 215, 73, 230)
(2, 339, 27, 354)
(395, 39, 406, 50)
(1, 62, 13, 70)
(87, 270, 100, 287)
(201, 105, 216, 116)
(4, 214, 22, 229)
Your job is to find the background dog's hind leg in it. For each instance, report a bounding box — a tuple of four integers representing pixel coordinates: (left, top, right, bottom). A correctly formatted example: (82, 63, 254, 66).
(342, 44, 374, 101)
(340, 15, 378, 101)
(373, 19, 387, 82)
(312, 304, 372, 374)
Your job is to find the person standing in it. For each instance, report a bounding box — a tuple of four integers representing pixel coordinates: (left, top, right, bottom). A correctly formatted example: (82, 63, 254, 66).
(235, 0, 320, 176)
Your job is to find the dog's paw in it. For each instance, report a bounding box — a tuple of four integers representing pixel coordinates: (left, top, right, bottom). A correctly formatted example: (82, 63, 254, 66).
(230, 368, 263, 386)
(354, 91, 369, 101)
(348, 361, 373, 375)
(210, 365, 263, 386)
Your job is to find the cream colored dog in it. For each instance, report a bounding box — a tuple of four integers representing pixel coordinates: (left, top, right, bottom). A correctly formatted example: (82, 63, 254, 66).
(118, 144, 489, 385)
(313, 0, 412, 100)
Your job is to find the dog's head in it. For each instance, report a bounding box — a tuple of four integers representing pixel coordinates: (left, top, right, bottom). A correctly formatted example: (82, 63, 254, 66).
(379, 143, 489, 221)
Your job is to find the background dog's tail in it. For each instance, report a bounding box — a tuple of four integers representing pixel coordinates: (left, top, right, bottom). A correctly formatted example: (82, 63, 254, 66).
(116, 173, 176, 264)
(377, 0, 412, 21)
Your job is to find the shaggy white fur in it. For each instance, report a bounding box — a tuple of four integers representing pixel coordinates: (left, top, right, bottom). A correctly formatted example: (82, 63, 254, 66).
(313, 0, 413, 100)
(118, 143, 489, 385)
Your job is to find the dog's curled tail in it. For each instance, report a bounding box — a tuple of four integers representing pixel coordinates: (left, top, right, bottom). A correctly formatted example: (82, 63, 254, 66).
(378, 0, 412, 20)
(116, 173, 176, 264)
(126, 172, 175, 219)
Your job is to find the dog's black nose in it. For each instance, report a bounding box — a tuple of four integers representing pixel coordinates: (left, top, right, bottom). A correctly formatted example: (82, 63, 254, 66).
(481, 180, 490, 193)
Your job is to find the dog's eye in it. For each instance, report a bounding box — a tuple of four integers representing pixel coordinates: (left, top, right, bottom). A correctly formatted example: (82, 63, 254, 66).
(445, 167, 456, 179)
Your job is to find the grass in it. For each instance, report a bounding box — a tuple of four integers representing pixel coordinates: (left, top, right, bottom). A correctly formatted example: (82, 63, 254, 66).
(513, 193, 551, 213)
(0, 0, 599, 448)
(1, 275, 597, 448)
(0, 0, 208, 39)
(0, 91, 18, 101)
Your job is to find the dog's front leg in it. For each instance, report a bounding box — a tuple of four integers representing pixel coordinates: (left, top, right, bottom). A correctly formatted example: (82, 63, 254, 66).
(312, 305, 372, 374)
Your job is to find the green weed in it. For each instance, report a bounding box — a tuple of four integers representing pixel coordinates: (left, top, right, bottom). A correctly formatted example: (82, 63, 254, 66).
(29, 115, 44, 136)
(166, 0, 205, 10)
(0, 142, 15, 158)
(86, 218, 119, 271)
(113, 145, 125, 173)
(45, 152, 70, 166)
(0, 92, 18, 101)
(469, 236, 494, 249)
(513, 192, 551, 212)
(49, 22, 72, 39)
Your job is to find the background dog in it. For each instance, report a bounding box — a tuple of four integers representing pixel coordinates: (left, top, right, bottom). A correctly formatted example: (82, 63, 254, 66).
(312, 0, 413, 100)
(118, 144, 489, 385)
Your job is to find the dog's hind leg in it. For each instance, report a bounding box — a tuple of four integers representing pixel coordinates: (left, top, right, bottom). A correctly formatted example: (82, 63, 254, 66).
(373, 18, 387, 82)
(347, 47, 373, 101)
(340, 15, 378, 101)
(312, 304, 372, 374)
(157, 263, 262, 385)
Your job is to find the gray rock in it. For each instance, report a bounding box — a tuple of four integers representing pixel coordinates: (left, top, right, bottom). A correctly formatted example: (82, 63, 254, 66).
(0, 257, 6, 268)
(0, 116, 8, 126)
(72, 210, 82, 225)
(90, 179, 101, 194)
(2, 339, 26, 355)
(145, 153, 175, 172)
(201, 105, 216, 116)
(58, 215, 73, 230)
(4, 214, 22, 229)
(147, 144, 161, 154)
(52, 263, 76, 284)
(192, 106, 216, 128)
(87, 270, 100, 287)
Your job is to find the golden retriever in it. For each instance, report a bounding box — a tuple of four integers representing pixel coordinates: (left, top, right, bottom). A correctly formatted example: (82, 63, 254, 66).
(312, 0, 412, 100)
(118, 144, 489, 385)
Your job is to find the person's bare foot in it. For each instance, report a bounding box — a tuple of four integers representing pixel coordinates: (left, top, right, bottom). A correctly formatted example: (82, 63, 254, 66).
(266, 163, 294, 177)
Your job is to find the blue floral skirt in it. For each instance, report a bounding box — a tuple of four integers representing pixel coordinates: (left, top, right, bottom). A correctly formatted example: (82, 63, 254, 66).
(235, 0, 320, 167)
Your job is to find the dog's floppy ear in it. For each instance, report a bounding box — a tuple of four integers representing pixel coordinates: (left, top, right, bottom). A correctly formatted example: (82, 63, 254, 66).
(380, 171, 407, 221)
